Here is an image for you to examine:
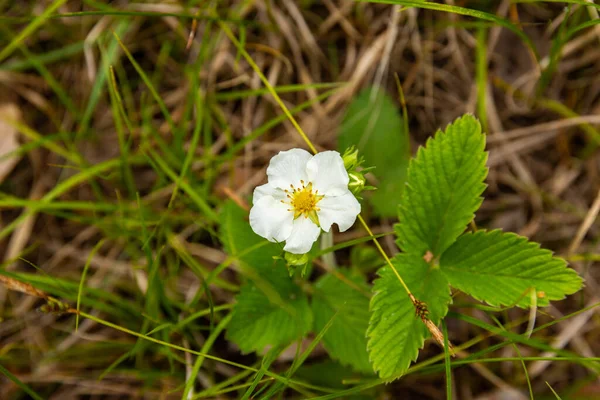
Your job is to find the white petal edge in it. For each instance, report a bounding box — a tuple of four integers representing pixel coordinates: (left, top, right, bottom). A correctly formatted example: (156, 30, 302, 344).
(283, 216, 321, 254)
(317, 191, 361, 232)
(306, 151, 349, 196)
(253, 183, 286, 204)
(266, 148, 312, 190)
(249, 196, 293, 243)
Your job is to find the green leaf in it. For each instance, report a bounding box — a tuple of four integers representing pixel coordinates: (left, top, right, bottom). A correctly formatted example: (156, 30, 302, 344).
(312, 270, 372, 374)
(338, 87, 410, 217)
(440, 229, 583, 308)
(396, 114, 488, 257)
(367, 254, 451, 378)
(227, 274, 312, 354)
(220, 201, 312, 353)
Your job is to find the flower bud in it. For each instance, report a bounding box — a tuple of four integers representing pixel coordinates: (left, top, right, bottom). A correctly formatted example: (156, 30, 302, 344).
(342, 146, 360, 171)
(284, 251, 309, 266)
(348, 170, 366, 195)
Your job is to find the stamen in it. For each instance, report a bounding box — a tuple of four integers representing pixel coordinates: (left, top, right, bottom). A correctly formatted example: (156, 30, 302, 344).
(286, 180, 324, 221)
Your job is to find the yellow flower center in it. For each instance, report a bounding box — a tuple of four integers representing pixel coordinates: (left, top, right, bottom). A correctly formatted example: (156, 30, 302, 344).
(282, 180, 324, 223)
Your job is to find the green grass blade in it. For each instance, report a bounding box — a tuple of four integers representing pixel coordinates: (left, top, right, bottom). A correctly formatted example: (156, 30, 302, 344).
(0, 363, 44, 400)
(358, 0, 539, 59)
(216, 87, 340, 164)
(214, 82, 343, 101)
(546, 382, 563, 399)
(107, 65, 136, 196)
(0, 0, 67, 63)
(0, 158, 122, 241)
(112, 31, 178, 144)
(78, 310, 329, 395)
(76, 239, 106, 331)
(241, 346, 284, 400)
(147, 149, 218, 222)
(515, 0, 600, 12)
(182, 313, 233, 399)
(0, 24, 79, 120)
(0, 41, 84, 71)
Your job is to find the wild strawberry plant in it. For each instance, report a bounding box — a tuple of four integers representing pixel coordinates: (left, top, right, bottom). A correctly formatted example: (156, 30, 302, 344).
(221, 111, 583, 380)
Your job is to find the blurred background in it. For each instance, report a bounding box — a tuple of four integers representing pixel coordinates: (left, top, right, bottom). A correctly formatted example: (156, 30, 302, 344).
(0, 1, 599, 399)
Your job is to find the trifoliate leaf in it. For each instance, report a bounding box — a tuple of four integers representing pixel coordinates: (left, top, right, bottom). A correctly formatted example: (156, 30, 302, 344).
(338, 87, 410, 217)
(367, 254, 451, 379)
(220, 201, 312, 353)
(396, 114, 488, 257)
(440, 229, 583, 308)
(312, 270, 372, 374)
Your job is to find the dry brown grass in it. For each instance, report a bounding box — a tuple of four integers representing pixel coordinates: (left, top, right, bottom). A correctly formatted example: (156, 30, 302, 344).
(0, 1, 599, 399)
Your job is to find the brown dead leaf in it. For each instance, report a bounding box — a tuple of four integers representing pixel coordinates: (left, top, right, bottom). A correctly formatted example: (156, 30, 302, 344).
(0, 275, 47, 299)
(0, 103, 22, 183)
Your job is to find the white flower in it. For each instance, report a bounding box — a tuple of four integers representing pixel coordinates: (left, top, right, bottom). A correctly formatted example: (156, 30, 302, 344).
(249, 149, 361, 254)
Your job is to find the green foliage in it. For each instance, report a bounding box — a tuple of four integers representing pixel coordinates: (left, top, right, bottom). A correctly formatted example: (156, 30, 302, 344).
(220, 201, 312, 353)
(395, 114, 488, 257)
(368, 115, 583, 380)
(312, 271, 372, 373)
(440, 230, 583, 308)
(338, 87, 410, 217)
(219, 113, 583, 380)
(227, 272, 312, 353)
(367, 254, 451, 379)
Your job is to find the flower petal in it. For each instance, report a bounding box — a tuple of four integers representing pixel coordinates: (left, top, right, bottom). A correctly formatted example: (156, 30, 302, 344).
(249, 196, 293, 243)
(283, 216, 321, 254)
(253, 183, 286, 204)
(267, 148, 312, 190)
(317, 191, 361, 232)
(306, 151, 349, 196)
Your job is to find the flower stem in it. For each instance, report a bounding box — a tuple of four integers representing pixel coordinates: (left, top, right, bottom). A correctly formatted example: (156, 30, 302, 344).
(357, 215, 412, 295)
(320, 231, 337, 269)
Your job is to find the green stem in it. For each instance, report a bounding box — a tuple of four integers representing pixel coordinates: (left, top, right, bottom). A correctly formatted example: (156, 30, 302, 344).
(320, 231, 337, 269)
